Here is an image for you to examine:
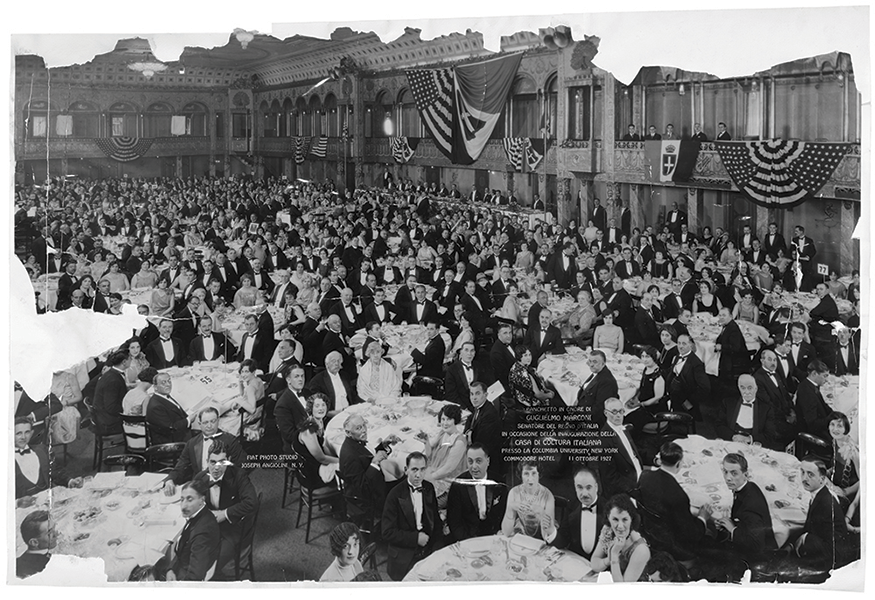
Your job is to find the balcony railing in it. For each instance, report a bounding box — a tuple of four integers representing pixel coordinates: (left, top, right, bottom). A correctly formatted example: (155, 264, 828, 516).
(17, 136, 214, 160)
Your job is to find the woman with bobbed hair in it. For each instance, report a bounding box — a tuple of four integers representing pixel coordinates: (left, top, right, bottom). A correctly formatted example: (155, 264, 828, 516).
(591, 493, 651, 582)
(320, 522, 363, 582)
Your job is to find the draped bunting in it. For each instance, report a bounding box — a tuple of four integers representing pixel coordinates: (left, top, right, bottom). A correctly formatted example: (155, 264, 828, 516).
(94, 137, 153, 162)
(501, 137, 543, 172)
(714, 139, 851, 207)
(309, 136, 328, 158)
(390, 137, 419, 163)
(294, 137, 309, 164)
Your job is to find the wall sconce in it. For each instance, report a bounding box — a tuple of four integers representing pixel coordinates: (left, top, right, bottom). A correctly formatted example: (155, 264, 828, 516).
(128, 61, 167, 78)
(837, 72, 845, 87)
(383, 113, 394, 136)
(678, 84, 685, 96)
(234, 28, 256, 50)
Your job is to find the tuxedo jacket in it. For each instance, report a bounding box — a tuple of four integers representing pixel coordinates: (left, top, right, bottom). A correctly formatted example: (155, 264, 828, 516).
(265, 357, 301, 398)
(399, 299, 439, 326)
(717, 397, 778, 449)
(716, 320, 751, 378)
(754, 368, 794, 420)
(464, 401, 502, 478)
(523, 324, 565, 364)
(550, 254, 578, 290)
(834, 343, 860, 376)
(15, 444, 55, 499)
(245, 270, 275, 296)
(329, 301, 363, 337)
(446, 472, 508, 542)
(339, 436, 381, 510)
(137, 322, 161, 350)
(489, 341, 516, 390)
(145, 337, 184, 370)
(727, 482, 777, 558)
(550, 499, 607, 560)
(377, 266, 403, 286)
(789, 341, 816, 382)
(170, 507, 220, 581)
(604, 288, 635, 329)
(632, 468, 706, 560)
(615, 259, 640, 279)
(444, 359, 485, 411)
(633, 307, 660, 348)
(189, 333, 237, 363)
(146, 394, 191, 445)
(598, 425, 642, 499)
(193, 466, 258, 537)
(762, 233, 786, 258)
(795, 485, 852, 569)
(274, 388, 309, 452)
(299, 317, 327, 366)
(575, 368, 619, 424)
(662, 293, 683, 321)
(411, 334, 446, 379)
(92, 368, 128, 435)
(303, 369, 360, 412)
(795, 378, 832, 440)
(16, 552, 51, 579)
(433, 280, 461, 310)
(321, 330, 356, 379)
(167, 431, 246, 484)
(382, 479, 444, 581)
(743, 248, 768, 266)
(236, 331, 273, 373)
(362, 300, 395, 324)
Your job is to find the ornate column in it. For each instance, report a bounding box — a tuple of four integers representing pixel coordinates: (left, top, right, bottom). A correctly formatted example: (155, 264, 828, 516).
(350, 75, 365, 190)
(505, 171, 515, 197)
(208, 108, 216, 177)
(840, 200, 857, 275)
(756, 204, 769, 239)
(629, 184, 643, 232)
(557, 177, 573, 225)
(175, 155, 183, 178)
(686, 188, 698, 229)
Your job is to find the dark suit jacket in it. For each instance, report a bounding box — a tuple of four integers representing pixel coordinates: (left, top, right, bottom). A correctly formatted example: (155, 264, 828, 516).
(193, 466, 258, 537)
(169, 507, 220, 581)
(754, 368, 794, 421)
(93, 368, 128, 435)
(330, 301, 363, 337)
(550, 254, 578, 290)
(789, 341, 816, 382)
(167, 431, 246, 484)
(400, 300, 439, 326)
(362, 300, 396, 324)
(146, 394, 191, 445)
(339, 436, 387, 524)
(834, 343, 860, 376)
(716, 320, 751, 378)
(189, 333, 237, 363)
(632, 468, 706, 560)
(303, 369, 360, 412)
(382, 479, 443, 581)
(762, 233, 786, 258)
(549, 499, 607, 560)
(796, 485, 854, 569)
(137, 322, 161, 350)
(236, 331, 272, 373)
(634, 307, 660, 348)
(598, 425, 642, 499)
(604, 288, 635, 329)
(321, 330, 356, 379)
(411, 334, 446, 379)
(795, 378, 832, 440)
(16, 552, 51, 579)
(717, 397, 777, 448)
(274, 388, 309, 452)
(15, 444, 58, 499)
(575, 368, 619, 424)
(145, 337, 184, 370)
(523, 324, 565, 364)
(489, 341, 516, 390)
(465, 401, 502, 478)
(667, 353, 710, 419)
(446, 472, 508, 542)
(662, 293, 683, 321)
(245, 270, 275, 295)
(444, 359, 484, 410)
(727, 482, 777, 558)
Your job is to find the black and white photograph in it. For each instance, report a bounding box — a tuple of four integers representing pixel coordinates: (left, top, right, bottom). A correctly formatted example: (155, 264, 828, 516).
(4, 2, 868, 591)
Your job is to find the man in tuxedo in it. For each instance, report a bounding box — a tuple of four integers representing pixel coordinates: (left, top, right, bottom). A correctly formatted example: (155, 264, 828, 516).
(444, 342, 482, 410)
(523, 309, 565, 365)
(213, 253, 238, 300)
(711, 453, 777, 562)
(16, 510, 57, 579)
(246, 258, 275, 297)
(795, 360, 833, 441)
(491, 266, 515, 305)
(716, 121, 731, 140)
(551, 242, 578, 290)
(667, 334, 710, 421)
(193, 440, 258, 577)
(744, 239, 767, 266)
(135, 304, 161, 349)
(632, 442, 710, 562)
(762, 222, 786, 258)
(808, 283, 839, 370)
(575, 350, 619, 425)
(598, 397, 643, 498)
(527, 290, 550, 327)
(673, 223, 696, 246)
(665, 202, 687, 236)
(163, 478, 220, 581)
(189, 316, 236, 363)
(716, 374, 778, 449)
(604, 276, 635, 336)
(92, 350, 131, 436)
(788, 322, 816, 382)
(363, 287, 395, 324)
(661, 279, 685, 321)
(691, 122, 709, 141)
(791, 225, 817, 292)
(622, 124, 641, 141)
(464, 382, 502, 479)
(382, 452, 444, 580)
(402, 285, 439, 325)
(633, 293, 661, 348)
(274, 365, 309, 453)
(269, 269, 295, 308)
(377, 255, 403, 286)
(446, 444, 508, 542)
(645, 125, 662, 140)
(145, 318, 184, 369)
(489, 324, 516, 390)
(588, 198, 607, 232)
(544, 466, 605, 560)
(411, 321, 446, 379)
(614, 247, 640, 279)
(146, 372, 193, 445)
(14, 417, 78, 499)
(304, 351, 360, 414)
(264, 340, 301, 405)
(235, 314, 272, 373)
(56, 260, 80, 310)
(834, 326, 859, 376)
(300, 303, 328, 367)
(459, 280, 488, 333)
(163, 407, 247, 493)
(755, 349, 797, 448)
(321, 314, 357, 380)
(715, 308, 752, 382)
(339, 413, 390, 534)
(330, 287, 362, 337)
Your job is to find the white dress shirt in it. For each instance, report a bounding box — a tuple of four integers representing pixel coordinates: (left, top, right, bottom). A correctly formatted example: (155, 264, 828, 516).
(243, 335, 256, 360)
(202, 335, 215, 360)
(15, 448, 40, 484)
(607, 421, 642, 478)
(328, 371, 349, 411)
(160, 338, 175, 362)
(410, 486, 423, 530)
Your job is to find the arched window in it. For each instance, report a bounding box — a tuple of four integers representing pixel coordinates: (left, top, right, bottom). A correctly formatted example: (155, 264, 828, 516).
(308, 96, 323, 137)
(107, 101, 139, 137)
(231, 92, 251, 138)
(23, 100, 52, 138)
(144, 102, 172, 137)
(398, 89, 421, 137)
(259, 101, 274, 138)
(68, 101, 99, 138)
(545, 73, 558, 140)
(324, 94, 338, 137)
(295, 97, 307, 136)
(282, 98, 294, 136)
(372, 90, 393, 137)
(181, 102, 208, 136)
(510, 76, 538, 138)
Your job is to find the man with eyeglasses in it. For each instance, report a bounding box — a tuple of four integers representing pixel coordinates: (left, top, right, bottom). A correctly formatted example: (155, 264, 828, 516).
(598, 397, 643, 499)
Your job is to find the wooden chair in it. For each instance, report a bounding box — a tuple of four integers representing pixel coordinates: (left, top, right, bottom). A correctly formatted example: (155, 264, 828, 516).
(795, 432, 832, 461)
(653, 411, 696, 438)
(281, 463, 299, 509)
(410, 375, 445, 400)
(144, 442, 186, 472)
(103, 453, 147, 474)
(295, 471, 343, 543)
(83, 397, 125, 471)
(336, 471, 373, 538)
(120, 414, 150, 456)
(553, 495, 570, 525)
(234, 492, 263, 581)
(359, 541, 379, 571)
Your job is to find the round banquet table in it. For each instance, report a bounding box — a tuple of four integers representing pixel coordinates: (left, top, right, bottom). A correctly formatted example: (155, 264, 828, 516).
(33, 273, 61, 310)
(537, 346, 645, 406)
(15, 473, 182, 582)
(517, 295, 578, 328)
(623, 276, 674, 299)
(120, 287, 154, 310)
(674, 435, 809, 547)
(682, 313, 770, 376)
(348, 323, 452, 373)
(780, 291, 854, 320)
(214, 304, 285, 347)
(823, 374, 860, 442)
(404, 534, 596, 582)
(325, 397, 467, 482)
(160, 361, 249, 432)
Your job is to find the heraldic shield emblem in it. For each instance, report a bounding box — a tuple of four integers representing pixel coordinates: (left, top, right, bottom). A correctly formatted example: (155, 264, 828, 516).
(662, 144, 678, 178)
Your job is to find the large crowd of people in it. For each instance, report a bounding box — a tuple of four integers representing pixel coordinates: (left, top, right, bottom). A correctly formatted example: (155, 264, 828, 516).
(13, 174, 861, 583)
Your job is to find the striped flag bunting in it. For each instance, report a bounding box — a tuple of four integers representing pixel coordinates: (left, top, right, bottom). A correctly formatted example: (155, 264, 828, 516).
(391, 137, 419, 163)
(294, 137, 309, 164)
(94, 137, 153, 162)
(714, 139, 851, 207)
(310, 136, 328, 158)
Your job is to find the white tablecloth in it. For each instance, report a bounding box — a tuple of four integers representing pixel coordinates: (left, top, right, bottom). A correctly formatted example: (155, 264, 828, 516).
(349, 323, 452, 370)
(537, 347, 645, 406)
(683, 314, 770, 376)
(823, 375, 859, 442)
(214, 305, 284, 346)
(15, 473, 180, 581)
(160, 362, 247, 431)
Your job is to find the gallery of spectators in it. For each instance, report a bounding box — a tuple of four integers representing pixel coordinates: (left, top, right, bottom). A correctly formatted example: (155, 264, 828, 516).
(13, 26, 861, 274)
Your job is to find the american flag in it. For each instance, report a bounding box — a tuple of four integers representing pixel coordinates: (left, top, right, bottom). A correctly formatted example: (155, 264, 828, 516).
(406, 68, 454, 161)
(341, 121, 349, 140)
(310, 136, 328, 158)
(715, 140, 851, 207)
(294, 137, 308, 164)
(391, 137, 415, 164)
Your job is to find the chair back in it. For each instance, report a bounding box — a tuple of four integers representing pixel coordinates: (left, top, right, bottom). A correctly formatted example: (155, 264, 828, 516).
(654, 411, 695, 437)
(145, 442, 186, 471)
(235, 492, 263, 580)
(554, 494, 570, 525)
(795, 432, 831, 461)
(359, 541, 378, 570)
(121, 414, 149, 452)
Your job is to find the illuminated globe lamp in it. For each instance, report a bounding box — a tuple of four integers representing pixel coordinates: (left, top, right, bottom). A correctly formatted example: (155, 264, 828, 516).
(382, 113, 394, 137)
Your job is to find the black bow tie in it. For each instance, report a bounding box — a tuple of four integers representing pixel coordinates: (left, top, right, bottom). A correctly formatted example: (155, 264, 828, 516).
(581, 503, 597, 513)
(462, 364, 472, 371)
(16, 448, 32, 456)
(410, 486, 422, 494)
(208, 479, 223, 488)
(792, 342, 801, 347)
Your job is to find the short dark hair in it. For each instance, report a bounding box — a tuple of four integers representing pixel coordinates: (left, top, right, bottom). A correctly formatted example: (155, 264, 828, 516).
(467, 442, 489, 457)
(573, 465, 600, 487)
(106, 350, 129, 367)
(516, 460, 542, 477)
(605, 493, 641, 530)
(807, 359, 829, 375)
(827, 411, 851, 435)
(659, 441, 684, 467)
(14, 415, 33, 427)
(643, 550, 684, 582)
(182, 477, 209, 499)
(207, 439, 227, 457)
(801, 455, 829, 477)
(406, 451, 428, 467)
(638, 345, 659, 363)
(469, 381, 487, 394)
(329, 522, 360, 558)
(20, 510, 50, 545)
(138, 366, 159, 384)
(723, 452, 749, 473)
(438, 403, 463, 424)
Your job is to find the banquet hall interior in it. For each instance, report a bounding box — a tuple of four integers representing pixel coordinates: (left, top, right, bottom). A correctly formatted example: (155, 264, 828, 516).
(11, 17, 863, 585)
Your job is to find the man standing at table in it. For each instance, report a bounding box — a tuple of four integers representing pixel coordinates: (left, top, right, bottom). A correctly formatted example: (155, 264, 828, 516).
(92, 350, 131, 437)
(523, 308, 565, 365)
(667, 334, 709, 421)
(163, 478, 220, 581)
(382, 452, 444, 581)
(715, 307, 752, 380)
(808, 283, 839, 370)
(795, 360, 833, 441)
(464, 382, 502, 480)
(163, 407, 246, 494)
(145, 319, 184, 369)
(193, 440, 258, 579)
(575, 350, 619, 425)
(411, 321, 446, 379)
(446, 444, 508, 542)
(275, 365, 309, 452)
(544, 466, 606, 561)
(236, 314, 272, 373)
(146, 372, 194, 445)
(17, 510, 58, 579)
